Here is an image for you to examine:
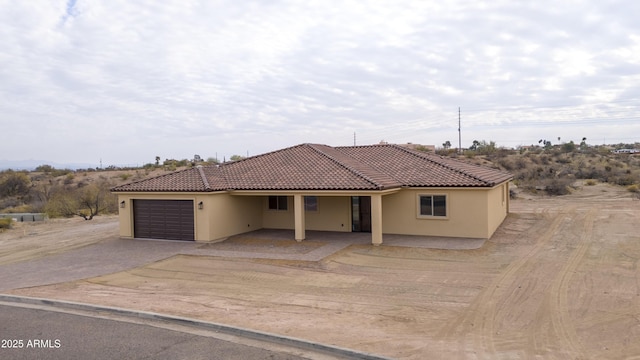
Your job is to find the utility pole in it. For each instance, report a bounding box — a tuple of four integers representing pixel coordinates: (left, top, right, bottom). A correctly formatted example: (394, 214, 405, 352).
(458, 107, 462, 154)
(353, 132, 356, 146)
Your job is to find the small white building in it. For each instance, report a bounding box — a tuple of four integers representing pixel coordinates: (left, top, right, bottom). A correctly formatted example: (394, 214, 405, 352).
(614, 149, 640, 154)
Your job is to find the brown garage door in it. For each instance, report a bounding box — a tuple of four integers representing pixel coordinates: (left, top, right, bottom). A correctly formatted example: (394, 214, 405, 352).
(133, 200, 194, 241)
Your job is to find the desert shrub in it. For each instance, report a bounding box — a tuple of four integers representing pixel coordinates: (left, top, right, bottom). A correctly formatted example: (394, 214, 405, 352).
(627, 184, 639, 193)
(497, 158, 514, 171)
(488, 148, 512, 159)
(585, 179, 598, 186)
(0, 217, 12, 230)
(45, 179, 117, 220)
(615, 176, 637, 186)
(0, 171, 31, 197)
(540, 155, 550, 165)
(576, 166, 605, 181)
(543, 178, 574, 196)
(562, 141, 576, 153)
(119, 173, 132, 181)
(63, 173, 75, 185)
(514, 157, 527, 170)
(35, 164, 54, 173)
(526, 153, 540, 164)
(51, 168, 73, 177)
(0, 197, 21, 211)
(2, 204, 34, 213)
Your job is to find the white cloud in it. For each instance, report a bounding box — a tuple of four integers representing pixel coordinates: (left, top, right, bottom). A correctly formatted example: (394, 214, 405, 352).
(1, 0, 639, 166)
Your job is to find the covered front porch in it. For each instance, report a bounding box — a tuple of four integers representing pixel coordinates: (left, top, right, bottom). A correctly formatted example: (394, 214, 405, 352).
(230, 190, 401, 246)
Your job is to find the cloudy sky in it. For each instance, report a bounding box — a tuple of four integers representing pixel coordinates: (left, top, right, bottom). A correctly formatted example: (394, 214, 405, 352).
(2, 0, 639, 167)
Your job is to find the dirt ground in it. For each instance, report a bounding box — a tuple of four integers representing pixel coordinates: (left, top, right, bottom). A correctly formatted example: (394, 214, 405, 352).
(3, 182, 640, 359)
(0, 216, 118, 266)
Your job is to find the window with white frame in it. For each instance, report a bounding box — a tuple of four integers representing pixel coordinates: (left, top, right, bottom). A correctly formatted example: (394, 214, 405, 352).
(268, 196, 288, 211)
(418, 194, 447, 217)
(304, 196, 318, 211)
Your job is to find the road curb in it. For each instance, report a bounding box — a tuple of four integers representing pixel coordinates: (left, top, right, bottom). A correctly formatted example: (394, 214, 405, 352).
(0, 294, 392, 360)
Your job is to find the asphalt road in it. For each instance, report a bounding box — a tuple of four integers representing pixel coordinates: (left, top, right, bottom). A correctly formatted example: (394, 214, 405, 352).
(0, 304, 311, 360)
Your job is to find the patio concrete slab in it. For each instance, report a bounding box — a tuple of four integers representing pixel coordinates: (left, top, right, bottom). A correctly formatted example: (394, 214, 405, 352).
(184, 229, 485, 261)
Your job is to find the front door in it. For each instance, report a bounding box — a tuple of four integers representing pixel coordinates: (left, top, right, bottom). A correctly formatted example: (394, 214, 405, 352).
(351, 196, 371, 232)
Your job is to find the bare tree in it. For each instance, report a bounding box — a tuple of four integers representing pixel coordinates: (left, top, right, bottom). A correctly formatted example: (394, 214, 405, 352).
(45, 180, 116, 220)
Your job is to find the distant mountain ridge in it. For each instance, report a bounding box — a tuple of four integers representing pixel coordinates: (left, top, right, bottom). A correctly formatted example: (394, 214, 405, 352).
(0, 159, 96, 171)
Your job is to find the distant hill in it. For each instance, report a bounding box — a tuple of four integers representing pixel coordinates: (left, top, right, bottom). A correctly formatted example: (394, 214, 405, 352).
(0, 159, 96, 171)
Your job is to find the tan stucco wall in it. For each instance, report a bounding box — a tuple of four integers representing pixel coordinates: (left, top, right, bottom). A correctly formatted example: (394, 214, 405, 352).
(116, 195, 134, 239)
(205, 193, 263, 241)
(381, 185, 508, 239)
(304, 196, 351, 232)
(261, 196, 351, 232)
(261, 196, 294, 229)
(486, 182, 509, 237)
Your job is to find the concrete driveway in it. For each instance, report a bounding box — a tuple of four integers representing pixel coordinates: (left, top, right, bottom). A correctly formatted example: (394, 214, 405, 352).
(0, 237, 196, 292)
(0, 229, 484, 292)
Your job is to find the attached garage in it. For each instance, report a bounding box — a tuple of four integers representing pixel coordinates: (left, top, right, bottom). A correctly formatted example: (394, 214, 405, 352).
(133, 200, 195, 241)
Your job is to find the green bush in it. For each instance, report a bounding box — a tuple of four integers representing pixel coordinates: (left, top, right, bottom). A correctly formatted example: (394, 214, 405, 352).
(0, 217, 12, 230)
(562, 141, 576, 153)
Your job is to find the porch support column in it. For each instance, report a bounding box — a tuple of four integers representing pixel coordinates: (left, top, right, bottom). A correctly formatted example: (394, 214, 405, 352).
(371, 194, 383, 246)
(294, 194, 305, 242)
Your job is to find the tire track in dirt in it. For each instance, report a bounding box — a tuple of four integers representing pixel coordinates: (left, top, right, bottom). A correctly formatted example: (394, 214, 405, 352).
(436, 205, 574, 358)
(550, 208, 594, 356)
(531, 209, 594, 358)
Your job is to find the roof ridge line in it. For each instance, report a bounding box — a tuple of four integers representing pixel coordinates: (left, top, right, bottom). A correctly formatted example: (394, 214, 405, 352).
(389, 144, 490, 185)
(227, 144, 308, 165)
(195, 165, 212, 191)
(306, 144, 384, 189)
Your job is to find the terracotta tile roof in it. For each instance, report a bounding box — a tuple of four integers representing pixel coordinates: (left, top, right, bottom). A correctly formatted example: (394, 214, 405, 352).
(336, 144, 513, 187)
(219, 143, 400, 190)
(110, 166, 220, 192)
(112, 143, 512, 192)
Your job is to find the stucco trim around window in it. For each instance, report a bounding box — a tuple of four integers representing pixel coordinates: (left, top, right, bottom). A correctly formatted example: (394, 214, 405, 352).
(417, 194, 448, 219)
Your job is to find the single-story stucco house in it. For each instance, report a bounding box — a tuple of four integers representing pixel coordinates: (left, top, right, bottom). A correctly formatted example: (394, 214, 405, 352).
(111, 143, 513, 245)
